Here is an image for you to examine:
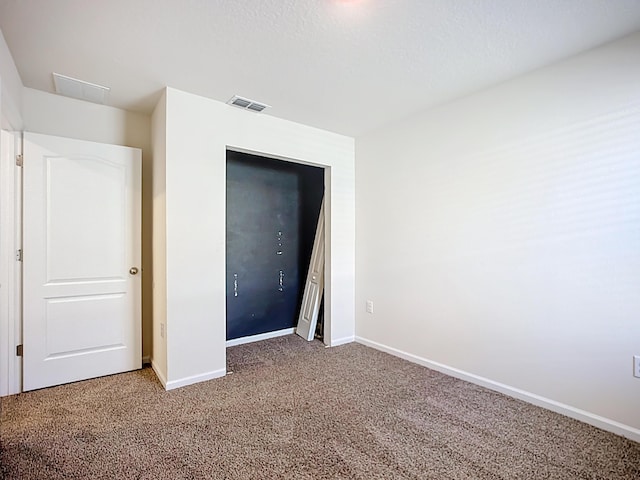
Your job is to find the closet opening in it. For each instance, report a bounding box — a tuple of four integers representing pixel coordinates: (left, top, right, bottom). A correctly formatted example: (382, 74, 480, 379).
(225, 150, 325, 346)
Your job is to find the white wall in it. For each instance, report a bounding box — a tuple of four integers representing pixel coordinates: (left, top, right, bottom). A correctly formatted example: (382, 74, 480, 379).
(150, 91, 167, 384)
(22, 88, 154, 360)
(23, 88, 150, 149)
(356, 32, 640, 441)
(155, 87, 355, 389)
(0, 29, 22, 129)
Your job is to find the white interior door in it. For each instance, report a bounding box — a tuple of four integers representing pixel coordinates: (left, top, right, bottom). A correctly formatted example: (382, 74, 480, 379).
(296, 198, 324, 341)
(23, 132, 141, 391)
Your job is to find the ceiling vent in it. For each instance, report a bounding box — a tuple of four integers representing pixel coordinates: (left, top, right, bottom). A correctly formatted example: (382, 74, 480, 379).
(227, 95, 270, 113)
(52, 73, 110, 105)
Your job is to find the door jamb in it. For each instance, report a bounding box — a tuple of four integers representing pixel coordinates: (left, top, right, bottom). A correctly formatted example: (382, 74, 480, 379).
(0, 129, 22, 396)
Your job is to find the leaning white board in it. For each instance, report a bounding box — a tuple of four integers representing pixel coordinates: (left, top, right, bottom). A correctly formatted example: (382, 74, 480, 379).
(296, 198, 325, 341)
(23, 132, 141, 391)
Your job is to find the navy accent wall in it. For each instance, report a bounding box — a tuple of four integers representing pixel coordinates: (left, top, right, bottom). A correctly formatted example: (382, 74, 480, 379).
(226, 151, 324, 340)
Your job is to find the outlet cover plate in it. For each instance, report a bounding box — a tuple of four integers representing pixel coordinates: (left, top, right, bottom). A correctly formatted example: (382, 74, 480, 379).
(634, 355, 640, 378)
(366, 300, 374, 314)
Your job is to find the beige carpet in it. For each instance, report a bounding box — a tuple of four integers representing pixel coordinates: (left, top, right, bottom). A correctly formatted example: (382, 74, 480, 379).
(1, 335, 638, 479)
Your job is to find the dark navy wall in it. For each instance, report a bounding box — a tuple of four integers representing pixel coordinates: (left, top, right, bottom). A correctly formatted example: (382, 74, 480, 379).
(226, 151, 324, 340)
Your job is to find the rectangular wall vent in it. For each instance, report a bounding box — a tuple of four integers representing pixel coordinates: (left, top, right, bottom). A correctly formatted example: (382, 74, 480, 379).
(227, 95, 270, 113)
(53, 73, 110, 105)
(247, 103, 267, 112)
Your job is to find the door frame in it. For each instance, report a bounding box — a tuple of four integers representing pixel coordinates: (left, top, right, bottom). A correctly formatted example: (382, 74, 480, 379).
(225, 146, 332, 345)
(0, 129, 22, 396)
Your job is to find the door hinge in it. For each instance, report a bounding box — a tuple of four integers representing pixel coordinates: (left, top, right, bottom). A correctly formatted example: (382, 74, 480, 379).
(16, 249, 22, 262)
(15, 154, 23, 167)
(16, 344, 23, 357)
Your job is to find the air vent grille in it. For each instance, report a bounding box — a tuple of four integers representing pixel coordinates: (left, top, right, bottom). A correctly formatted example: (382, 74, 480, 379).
(53, 73, 110, 105)
(227, 95, 270, 113)
(231, 97, 251, 108)
(247, 103, 267, 112)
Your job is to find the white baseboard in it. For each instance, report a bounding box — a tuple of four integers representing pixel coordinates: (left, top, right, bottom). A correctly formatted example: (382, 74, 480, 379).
(142, 355, 150, 365)
(328, 335, 355, 347)
(355, 336, 640, 443)
(164, 368, 226, 391)
(226, 328, 295, 347)
(150, 359, 167, 389)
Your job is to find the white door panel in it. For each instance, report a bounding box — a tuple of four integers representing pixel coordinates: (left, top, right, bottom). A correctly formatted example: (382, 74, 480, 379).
(46, 155, 127, 282)
(23, 132, 141, 391)
(296, 198, 324, 341)
(45, 293, 126, 355)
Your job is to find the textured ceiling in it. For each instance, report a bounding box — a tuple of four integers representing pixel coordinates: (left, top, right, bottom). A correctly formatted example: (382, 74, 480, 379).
(1, 0, 640, 136)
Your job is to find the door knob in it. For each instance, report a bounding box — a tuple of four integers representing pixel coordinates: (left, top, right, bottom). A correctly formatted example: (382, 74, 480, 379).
(129, 267, 139, 275)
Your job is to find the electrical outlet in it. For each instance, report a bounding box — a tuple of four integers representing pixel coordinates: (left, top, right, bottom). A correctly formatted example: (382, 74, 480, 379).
(160, 323, 165, 339)
(366, 300, 374, 314)
(634, 355, 640, 378)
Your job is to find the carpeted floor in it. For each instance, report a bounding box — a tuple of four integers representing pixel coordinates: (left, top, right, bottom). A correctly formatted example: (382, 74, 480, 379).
(1, 336, 638, 479)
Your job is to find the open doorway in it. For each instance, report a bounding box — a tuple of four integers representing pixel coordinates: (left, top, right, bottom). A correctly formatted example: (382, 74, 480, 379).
(225, 150, 324, 346)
